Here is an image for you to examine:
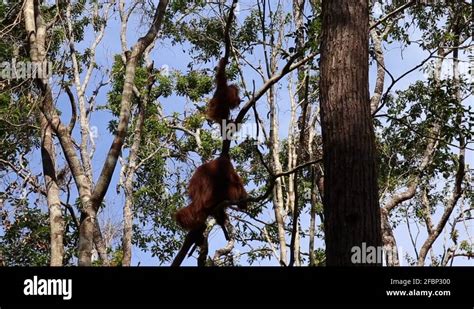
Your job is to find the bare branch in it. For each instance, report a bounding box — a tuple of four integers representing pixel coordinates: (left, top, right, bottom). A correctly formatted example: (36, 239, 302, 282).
(212, 220, 236, 265)
(370, 1, 415, 30)
(64, 85, 77, 135)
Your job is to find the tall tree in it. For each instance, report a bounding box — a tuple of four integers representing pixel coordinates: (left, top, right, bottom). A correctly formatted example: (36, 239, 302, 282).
(23, 0, 64, 266)
(319, 0, 382, 265)
(21, 0, 170, 266)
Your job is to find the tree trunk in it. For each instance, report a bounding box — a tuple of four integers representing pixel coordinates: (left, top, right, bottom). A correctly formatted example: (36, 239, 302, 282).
(81, 0, 168, 265)
(122, 99, 146, 266)
(22, 0, 167, 266)
(289, 0, 307, 267)
(23, 0, 65, 266)
(269, 89, 287, 266)
(381, 208, 399, 266)
(40, 115, 64, 266)
(122, 188, 134, 266)
(308, 166, 319, 266)
(93, 218, 110, 265)
(319, 0, 382, 266)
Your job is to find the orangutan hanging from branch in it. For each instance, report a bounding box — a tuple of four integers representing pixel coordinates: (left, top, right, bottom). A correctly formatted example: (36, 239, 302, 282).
(172, 0, 247, 266)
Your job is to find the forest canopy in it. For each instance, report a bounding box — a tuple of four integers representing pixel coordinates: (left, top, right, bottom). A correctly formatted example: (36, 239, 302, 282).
(0, 0, 472, 267)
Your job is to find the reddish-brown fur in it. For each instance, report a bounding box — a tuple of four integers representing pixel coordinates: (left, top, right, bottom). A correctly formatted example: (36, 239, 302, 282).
(206, 58, 241, 124)
(175, 156, 247, 232)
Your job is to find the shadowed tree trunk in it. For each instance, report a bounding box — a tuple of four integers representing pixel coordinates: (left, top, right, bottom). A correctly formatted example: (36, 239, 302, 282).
(319, 0, 382, 266)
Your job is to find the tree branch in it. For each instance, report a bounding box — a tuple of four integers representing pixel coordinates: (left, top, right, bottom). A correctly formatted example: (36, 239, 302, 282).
(370, 1, 415, 30)
(91, 0, 169, 210)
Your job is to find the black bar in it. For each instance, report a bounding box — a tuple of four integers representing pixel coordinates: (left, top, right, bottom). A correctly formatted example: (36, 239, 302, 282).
(0, 267, 473, 306)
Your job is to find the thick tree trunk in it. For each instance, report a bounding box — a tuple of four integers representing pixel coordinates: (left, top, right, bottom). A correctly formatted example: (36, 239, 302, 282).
(319, 0, 382, 266)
